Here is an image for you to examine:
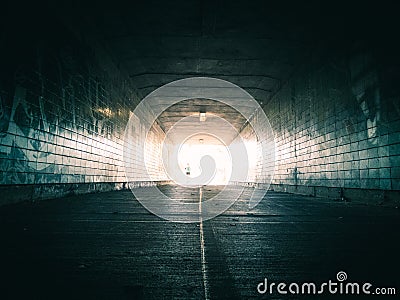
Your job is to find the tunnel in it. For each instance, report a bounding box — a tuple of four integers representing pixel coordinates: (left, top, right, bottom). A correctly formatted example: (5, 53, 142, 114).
(0, 0, 399, 299)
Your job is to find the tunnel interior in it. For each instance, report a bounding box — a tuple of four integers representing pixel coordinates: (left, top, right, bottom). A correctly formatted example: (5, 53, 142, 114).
(157, 98, 255, 186)
(1, 0, 399, 204)
(0, 0, 400, 299)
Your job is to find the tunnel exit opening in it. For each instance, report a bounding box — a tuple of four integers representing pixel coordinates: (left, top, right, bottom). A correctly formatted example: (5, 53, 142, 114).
(176, 133, 232, 186)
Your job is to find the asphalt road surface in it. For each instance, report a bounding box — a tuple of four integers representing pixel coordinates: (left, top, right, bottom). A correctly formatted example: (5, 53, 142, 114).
(1, 185, 399, 299)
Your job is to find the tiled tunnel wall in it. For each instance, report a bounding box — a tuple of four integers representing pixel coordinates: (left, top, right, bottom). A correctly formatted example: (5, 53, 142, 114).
(261, 44, 400, 203)
(0, 17, 167, 204)
(234, 108, 275, 186)
(1, 14, 399, 205)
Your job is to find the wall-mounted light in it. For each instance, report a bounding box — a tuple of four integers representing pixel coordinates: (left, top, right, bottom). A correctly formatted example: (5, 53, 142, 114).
(96, 107, 113, 117)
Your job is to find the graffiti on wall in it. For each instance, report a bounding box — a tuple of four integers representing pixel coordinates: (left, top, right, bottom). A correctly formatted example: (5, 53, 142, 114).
(349, 52, 381, 145)
(0, 44, 128, 185)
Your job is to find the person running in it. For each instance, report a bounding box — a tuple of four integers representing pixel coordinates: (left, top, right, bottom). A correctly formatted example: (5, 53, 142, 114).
(184, 163, 191, 176)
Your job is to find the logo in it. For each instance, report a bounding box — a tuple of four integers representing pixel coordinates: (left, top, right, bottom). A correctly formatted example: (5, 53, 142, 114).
(257, 271, 396, 296)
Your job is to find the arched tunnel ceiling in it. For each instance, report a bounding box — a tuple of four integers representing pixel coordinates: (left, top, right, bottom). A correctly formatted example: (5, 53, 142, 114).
(157, 98, 249, 145)
(51, 0, 333, 103)
(39, 0, 397, 130)
(65, 0, 393, 99)
(91, 0, 314, 102)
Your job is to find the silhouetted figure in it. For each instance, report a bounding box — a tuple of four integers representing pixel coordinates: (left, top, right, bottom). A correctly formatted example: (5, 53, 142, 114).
(185, 163, 191, 176)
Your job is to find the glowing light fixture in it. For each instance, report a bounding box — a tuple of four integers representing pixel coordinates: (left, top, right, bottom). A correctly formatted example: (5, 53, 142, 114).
(96, 107, 113, 117)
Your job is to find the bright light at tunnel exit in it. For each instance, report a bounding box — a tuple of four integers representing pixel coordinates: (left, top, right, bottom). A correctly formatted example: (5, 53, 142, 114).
(160, 134, 259, 186)
(176, 136, 232, 186)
